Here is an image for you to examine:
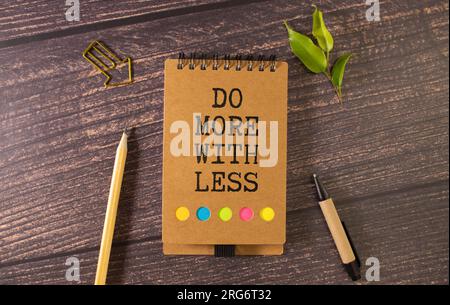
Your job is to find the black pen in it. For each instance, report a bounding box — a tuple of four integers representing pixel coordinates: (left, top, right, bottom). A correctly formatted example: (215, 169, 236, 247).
(312, 174, 361, 281)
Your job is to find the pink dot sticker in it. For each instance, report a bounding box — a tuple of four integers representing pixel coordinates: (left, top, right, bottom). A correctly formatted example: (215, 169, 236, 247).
(239, 207, 254, 221)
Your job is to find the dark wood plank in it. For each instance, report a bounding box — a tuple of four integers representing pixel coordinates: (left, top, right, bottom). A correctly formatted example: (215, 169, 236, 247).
(0, 0, 448, 284)
(0, 0, 226, 42)
(0, 182, 447, 284)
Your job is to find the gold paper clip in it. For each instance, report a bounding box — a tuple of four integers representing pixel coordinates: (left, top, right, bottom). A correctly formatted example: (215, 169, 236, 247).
(82, 40, 133, 88)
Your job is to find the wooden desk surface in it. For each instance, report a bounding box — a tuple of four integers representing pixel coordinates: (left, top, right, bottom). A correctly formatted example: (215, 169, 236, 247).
(0, 0, 448, 284)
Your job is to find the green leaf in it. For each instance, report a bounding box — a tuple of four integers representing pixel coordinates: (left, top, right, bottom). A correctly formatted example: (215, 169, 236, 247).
(331, 53, 352, 97)
(312, 5, 334, 54)
(284, 21, 327, 73)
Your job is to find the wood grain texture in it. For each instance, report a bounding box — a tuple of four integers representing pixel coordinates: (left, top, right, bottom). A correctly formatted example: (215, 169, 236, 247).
(0, 0, 226, 41)
(0, 0, 448, 284)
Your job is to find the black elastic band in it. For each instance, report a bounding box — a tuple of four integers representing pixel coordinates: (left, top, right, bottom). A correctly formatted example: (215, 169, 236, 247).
(214, 245, 235, 257)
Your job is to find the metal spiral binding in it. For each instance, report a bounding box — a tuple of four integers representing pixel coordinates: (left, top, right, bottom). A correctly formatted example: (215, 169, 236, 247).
(200, 53, 207, 70)
(224, 54, 231, 70)
(177, 52, 185, 69)
(212, 54, 219, 70)
(177, 53, 277, 72)
(246, 55, 254, 71)
(235, 55, 242, 71)
(189, 52, 196, 70)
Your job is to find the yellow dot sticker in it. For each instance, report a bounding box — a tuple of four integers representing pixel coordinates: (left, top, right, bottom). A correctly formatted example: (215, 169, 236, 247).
(260, 207, 275, 222)
(218, 207, 233, 222)
(176, 206, 190, 221)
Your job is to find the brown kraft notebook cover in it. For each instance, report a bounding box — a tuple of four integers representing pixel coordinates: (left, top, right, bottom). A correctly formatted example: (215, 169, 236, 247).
(162, 56, 287, 255)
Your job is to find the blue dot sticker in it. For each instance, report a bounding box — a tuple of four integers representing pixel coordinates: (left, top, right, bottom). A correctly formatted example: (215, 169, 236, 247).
(196, 207, 211, 221)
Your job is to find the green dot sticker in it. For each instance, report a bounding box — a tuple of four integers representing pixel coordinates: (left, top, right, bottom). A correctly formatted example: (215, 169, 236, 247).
(218, 207, 233, 222)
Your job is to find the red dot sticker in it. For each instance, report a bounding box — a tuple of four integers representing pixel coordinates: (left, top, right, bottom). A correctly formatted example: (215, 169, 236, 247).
(239, 207, 254, 221)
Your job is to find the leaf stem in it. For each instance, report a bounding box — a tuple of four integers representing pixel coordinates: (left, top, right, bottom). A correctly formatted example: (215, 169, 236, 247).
(322, 72, 342, 103)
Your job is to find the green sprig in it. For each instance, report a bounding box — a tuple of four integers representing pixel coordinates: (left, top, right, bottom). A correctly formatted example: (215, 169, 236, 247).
(285, 5, 352, 103)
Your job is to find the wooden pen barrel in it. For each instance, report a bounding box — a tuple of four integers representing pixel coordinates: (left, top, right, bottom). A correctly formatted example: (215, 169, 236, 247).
(319, 198, 355, 264)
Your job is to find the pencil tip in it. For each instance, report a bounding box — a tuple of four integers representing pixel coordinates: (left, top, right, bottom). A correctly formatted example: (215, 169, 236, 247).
(123, 128, 128, 136)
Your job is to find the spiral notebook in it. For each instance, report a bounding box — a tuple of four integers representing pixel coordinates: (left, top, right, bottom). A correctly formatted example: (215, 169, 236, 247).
(162, 54, 288, 256)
